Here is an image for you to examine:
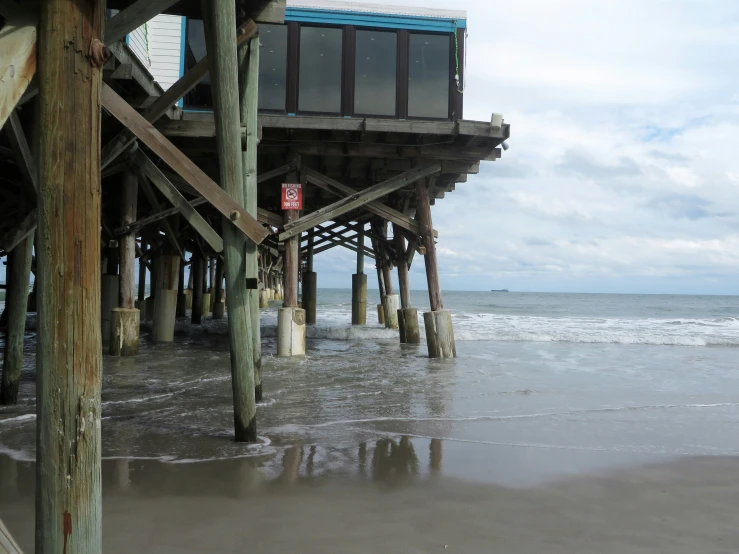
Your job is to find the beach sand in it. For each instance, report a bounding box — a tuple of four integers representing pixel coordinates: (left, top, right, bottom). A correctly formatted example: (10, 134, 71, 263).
(2, 454, 739, 553)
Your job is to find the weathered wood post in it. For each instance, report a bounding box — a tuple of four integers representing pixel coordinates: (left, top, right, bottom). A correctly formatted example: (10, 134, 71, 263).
(208, 256, 216, 313)
(1, 236, 33, 404)
(394, 224, 420, 344)
(277, 160, 306, 357)
(212, 257, 225, 318)
(176, 255, 187, 317)
(302, 231, 317, 325)
(381, 249, 399, 331)
(374, 242, 386, 325)
(101, 240, 119, 344)
(151, 254, 180, 342)
(146, 240, 157, 320)
(137, 238, 147, 311)
(111, 170, 140, 356)
(202, 0, 257, 440)
(201, 256, 212, 317)
(191, 254, 204, 324)
(351, 224, 367, 325)
(417, 179, 456, 358)
(238, 32, 263, 399)
(36, 0, 105, 548)
(186, 256, 194, 309)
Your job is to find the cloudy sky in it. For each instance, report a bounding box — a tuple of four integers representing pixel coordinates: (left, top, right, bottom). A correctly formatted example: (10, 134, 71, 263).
(315, 0, 739, 294)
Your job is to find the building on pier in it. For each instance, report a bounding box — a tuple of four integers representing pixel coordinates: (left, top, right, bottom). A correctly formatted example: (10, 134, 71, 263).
(0, 0, 508, 549)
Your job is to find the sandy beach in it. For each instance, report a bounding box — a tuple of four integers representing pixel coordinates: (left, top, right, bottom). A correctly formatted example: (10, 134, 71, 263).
(2, 455, 739, 553)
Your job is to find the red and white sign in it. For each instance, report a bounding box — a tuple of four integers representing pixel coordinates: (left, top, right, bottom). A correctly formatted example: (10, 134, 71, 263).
(281, 183, 302, 210)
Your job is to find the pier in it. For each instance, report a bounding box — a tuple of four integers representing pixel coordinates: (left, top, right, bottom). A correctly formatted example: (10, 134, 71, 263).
(0, 0, 509, 549)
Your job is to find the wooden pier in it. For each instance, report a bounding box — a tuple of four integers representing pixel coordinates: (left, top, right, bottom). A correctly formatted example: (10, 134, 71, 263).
(0, 0, 509, 549)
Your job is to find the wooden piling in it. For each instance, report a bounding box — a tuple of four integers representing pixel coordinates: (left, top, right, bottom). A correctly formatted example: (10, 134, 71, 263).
(238, 33, 262, 399)
(212, 257, 225, 319)
(416, 178, 456, 357)
(176, 256, 187, 317)
(152, 255, 180, 342)
(208, 257, 216, 312)
(416, 179, 443, 311)
(0, 235, 32, 405)
(120, 170, 138, 310)
(137, 238, 147, 309)
(283, 170, 300, 309)
(192, 254, 204, 324)
(302, 233, 317, 325)
(36, 0, 104, 548)
(202, 0, 257, 441)
(393, 224, 411, 309)
(111, 169, 140, 356)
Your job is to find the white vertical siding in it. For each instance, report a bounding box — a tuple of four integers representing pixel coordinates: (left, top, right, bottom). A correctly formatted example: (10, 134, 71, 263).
(146, 15, 184, 90)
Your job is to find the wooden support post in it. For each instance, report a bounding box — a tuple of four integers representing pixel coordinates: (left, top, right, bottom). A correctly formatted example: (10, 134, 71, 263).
(283, 169, 300, 309)
(137, 238, 147, 309)
(202, 0, 256, 440)
(111, 169, 140, 356)
(213, 257, 225, 319)
(36, 0, 104, 549)
(0, 235, 32, 405)
(394, 224, 419, 344)
(208, 256, 216, 313)
(119, 171, 138, 310)
(302, 232, 317, 325)
(239, 33, 262, 399)
(176, 256, 187, 317)
(191, 254, 204, 324)
(152, 255, 179, 342)
(416, 178, 455, 358)
(357, 224, 365, 274)
(416, 179, 442, 311)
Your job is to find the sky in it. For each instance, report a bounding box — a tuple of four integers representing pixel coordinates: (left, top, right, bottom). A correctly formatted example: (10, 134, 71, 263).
(313, 0, 739, 294)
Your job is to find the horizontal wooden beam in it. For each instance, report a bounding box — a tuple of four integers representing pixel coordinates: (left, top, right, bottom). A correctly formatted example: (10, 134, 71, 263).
(280, 163, 440, 242)
(101, 84, 269, 245)
(261, 142, 501, 162)
(258, 208, 284, 228)
(134, 150, 223, 252)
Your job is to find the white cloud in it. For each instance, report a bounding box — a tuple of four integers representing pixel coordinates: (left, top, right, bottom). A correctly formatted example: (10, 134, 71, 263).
(315, 0, 739, 294)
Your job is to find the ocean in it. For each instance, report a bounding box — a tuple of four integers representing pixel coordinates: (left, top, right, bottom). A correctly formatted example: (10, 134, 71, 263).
(2, 290, 739, 488)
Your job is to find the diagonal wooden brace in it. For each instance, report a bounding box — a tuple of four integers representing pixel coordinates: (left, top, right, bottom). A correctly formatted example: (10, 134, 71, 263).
(102, 83, 269, 245)
(279, 163, 441, 242)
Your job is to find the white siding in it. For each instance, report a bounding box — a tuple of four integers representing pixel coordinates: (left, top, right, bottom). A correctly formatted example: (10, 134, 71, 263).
(127, 26, 151, 69)
(147, 15, 184, 91)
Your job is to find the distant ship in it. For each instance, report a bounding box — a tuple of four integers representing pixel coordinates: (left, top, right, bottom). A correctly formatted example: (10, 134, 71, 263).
(491, 289, 509, 292)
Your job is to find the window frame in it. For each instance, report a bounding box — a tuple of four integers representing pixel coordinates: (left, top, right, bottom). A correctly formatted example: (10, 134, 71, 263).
(257, 22, 290, 114)
(406, 30, 455, 121)
(350, 26, 401, 119)
(182, 18, 464, 121)
(295, 23, 346, 116)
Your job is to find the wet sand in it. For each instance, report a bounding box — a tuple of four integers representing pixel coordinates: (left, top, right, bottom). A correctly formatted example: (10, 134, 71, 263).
(2, 454, 739, 553)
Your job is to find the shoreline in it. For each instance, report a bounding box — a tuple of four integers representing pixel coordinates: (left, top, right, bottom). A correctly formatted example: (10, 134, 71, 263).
(3, 454, 739, 552)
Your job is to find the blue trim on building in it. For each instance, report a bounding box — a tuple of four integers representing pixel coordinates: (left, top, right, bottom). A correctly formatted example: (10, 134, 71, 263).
(178, 17, 187, 108)
(285, 8, 465, 32)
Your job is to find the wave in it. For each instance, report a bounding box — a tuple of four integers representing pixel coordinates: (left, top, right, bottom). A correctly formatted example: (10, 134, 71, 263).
(159, 304, 739, 347)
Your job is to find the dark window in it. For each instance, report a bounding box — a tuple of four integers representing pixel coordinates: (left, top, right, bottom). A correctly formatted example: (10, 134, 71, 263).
(408, 34, 450, 118)
(354, 30, 397, 116)
(298, 26, 343, 113)
(259, 24, 288, 111)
